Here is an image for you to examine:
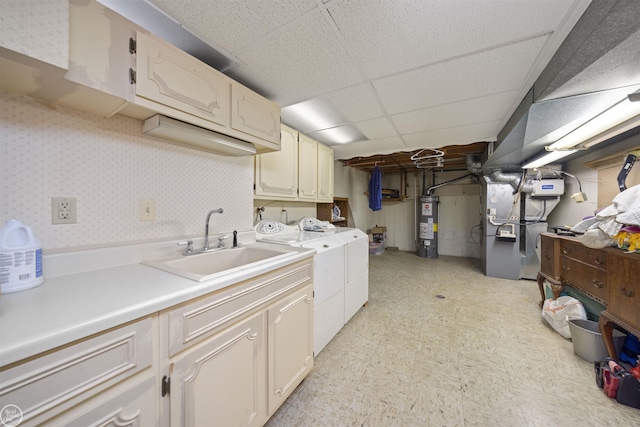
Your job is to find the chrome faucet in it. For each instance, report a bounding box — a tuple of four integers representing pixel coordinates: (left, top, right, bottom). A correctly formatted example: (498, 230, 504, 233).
(203, 208, 223, 250)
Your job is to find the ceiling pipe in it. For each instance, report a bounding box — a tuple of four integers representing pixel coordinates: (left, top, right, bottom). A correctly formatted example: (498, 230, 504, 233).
(465, 153, 482, 174)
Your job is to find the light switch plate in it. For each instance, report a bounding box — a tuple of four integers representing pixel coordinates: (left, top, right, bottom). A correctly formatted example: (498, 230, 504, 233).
(140, 198, 156, 221)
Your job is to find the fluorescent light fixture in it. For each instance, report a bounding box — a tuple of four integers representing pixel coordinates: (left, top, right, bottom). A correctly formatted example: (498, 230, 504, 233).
(143, 115, 256, 156)
(548, 95, 640, 151)
(308, 125, 366, 145)
(522, 149, 578, 169)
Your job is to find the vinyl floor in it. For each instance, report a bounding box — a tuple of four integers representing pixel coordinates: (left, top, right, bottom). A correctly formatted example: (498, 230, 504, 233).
(265, 250, 640, 426)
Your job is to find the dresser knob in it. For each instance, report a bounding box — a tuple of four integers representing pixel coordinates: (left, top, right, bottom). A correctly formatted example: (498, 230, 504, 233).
(592, 280, 604, 289)
(593, 257, 604, 265)
(620, 287, 636, 297)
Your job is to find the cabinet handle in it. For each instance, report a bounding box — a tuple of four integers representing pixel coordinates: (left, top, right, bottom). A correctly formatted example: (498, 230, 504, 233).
(114, 409, 141, 426)
(620, 287, 636, 297)
(592, 280, 604, 289)
(562, 248, 570, 255)
(593, 257, 604, 265)
(562, 265, 570, 271)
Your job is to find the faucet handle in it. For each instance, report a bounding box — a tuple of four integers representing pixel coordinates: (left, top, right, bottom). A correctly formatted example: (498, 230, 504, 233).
(177, 240, 194, 255)
(218, 235, 230, 248)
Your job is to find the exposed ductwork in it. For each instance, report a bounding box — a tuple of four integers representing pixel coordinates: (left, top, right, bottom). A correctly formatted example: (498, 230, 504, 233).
(484, 0, 640, 171)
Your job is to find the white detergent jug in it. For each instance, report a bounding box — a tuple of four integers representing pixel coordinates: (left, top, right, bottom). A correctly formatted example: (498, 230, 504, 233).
(0, 220, 44, 293)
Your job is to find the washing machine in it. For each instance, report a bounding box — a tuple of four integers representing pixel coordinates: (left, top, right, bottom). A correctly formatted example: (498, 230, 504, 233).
(255, 218, 346, 356)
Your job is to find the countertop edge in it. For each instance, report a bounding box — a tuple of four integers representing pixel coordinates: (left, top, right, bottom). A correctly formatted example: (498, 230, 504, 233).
(0, 244, 314, 367)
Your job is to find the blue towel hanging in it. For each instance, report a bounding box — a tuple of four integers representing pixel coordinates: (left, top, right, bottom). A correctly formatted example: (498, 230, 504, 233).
(369, 166, 382, 211)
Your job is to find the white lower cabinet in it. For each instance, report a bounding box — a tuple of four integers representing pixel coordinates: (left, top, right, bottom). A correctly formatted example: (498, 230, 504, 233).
(0, 317, 155, 427)
(43, 375, 157, 427)
(267, 284, 314, 414)
(0, 260, 313, 427)
(161, 259, 314, 426)
(168, 312, 267, 427)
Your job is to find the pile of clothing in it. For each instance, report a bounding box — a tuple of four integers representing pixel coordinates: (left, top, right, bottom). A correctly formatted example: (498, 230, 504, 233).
(571, 184, 640, 252)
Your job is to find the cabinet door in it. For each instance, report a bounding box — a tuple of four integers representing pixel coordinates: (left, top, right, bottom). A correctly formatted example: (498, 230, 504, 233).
(317, 143, 334, 202)
(135, 31, 230, 127)
(170, 312, 267, 427)
(231, 82, 280, 150)
(298, 135, 318, 201)
(255, 125, 298, 200)
(268, 284, 314, 415)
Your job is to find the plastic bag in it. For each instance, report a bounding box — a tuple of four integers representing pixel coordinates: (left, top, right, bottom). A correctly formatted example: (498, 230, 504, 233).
(541, 296, 587, 338)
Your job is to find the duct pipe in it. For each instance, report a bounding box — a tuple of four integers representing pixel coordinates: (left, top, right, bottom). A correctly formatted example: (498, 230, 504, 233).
(465, 154, 482, 174)
(427, 173, 473, 195)
(485, 170, 535, 193)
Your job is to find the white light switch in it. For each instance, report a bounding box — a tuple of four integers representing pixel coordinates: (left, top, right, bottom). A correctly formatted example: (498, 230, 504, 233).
(140, 198, 156, 221)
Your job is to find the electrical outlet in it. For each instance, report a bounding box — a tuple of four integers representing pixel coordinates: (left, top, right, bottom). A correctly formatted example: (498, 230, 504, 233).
(51, 197, 77, 224)
(140, 198, 156, 221)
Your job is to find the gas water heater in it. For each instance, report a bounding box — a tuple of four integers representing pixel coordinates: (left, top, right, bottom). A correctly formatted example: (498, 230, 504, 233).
(417, 195, 439, 258)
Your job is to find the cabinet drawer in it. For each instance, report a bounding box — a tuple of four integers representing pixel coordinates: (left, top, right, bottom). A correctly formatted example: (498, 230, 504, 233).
(560, 256, 607, 301)
(540, 234, 559, 280)
(0, 317, 154, 426)
(43, 375, 156, 427)
(607, 253, 640, 327)
(560, 240, 607, 268)
(165, 259, 312, 357)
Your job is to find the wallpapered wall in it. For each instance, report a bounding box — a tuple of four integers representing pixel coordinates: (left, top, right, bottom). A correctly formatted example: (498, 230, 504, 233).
(0, 91, 255, 251)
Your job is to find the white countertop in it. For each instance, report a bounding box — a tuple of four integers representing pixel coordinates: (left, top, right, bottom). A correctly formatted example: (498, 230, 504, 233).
(0, 238, 314, 366)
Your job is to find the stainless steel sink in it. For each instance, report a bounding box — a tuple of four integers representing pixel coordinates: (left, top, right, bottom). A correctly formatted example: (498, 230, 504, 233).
(143, 246, 293, 281)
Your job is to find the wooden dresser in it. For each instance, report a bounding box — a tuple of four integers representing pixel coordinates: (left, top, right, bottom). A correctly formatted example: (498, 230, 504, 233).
(537, 232, 640, 360)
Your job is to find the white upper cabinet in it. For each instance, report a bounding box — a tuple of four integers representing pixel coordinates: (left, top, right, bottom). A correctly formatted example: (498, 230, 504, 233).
(2, 0, 281, 153)
(255, 125, 299, 199)
(317, 142, 334, 202)
(298, 134, 319, 201)
(135, 31, 230, 127)
(255, 126, 334, 202)
(231, 82, 281, 150)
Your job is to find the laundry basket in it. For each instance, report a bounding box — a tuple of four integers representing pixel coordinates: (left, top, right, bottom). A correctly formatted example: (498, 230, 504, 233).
(568, 319, 626, 362)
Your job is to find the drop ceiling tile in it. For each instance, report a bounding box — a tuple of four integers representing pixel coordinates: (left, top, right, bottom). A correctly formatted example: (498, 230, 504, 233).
(373, 36, 549, 115)
(149, 0, 317, 53)
(333, 136, 406, 159)
(355, 117, 397, 140)
(328, 0, 579, 79)
(324, 83, 385, 122)
(232, 10, 363, 107)
(402, 122, 500, 150)
(392, 91, 517, 134)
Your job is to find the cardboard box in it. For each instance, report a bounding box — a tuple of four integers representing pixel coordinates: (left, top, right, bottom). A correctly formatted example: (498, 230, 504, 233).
(370, 226, 387, 246)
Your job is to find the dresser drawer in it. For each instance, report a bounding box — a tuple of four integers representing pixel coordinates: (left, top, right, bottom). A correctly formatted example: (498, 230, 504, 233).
(540, 233, 560, 280)
(560, 240, 607, 268)
(607, 253, 640, 327)
(560, 256, 608, 301)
